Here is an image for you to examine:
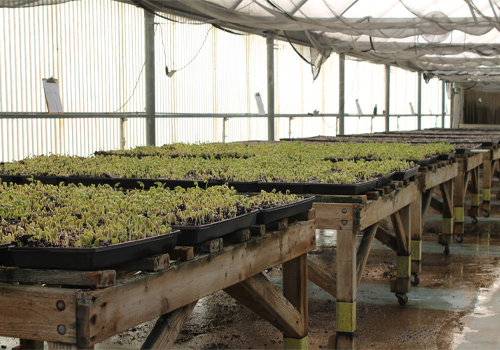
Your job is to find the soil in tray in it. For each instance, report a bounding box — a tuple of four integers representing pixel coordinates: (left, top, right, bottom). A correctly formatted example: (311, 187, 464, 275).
(173, 211, 258, 246)
(9, 230, 180, 271)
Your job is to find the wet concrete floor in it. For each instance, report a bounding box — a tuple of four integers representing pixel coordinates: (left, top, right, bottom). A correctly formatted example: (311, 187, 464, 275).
(2, 207, 500, 349)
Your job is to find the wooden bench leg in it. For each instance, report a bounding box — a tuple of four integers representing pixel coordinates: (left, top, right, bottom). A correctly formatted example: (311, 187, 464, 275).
(454, 166, 468, 242)
(141, 301, 197, 350)
(482, 154, 492, 213)
(469, 168, 480, 219)
(390, 205, 411, 298)
(333, 230, 356, 349)
(411, 191, 423, 277)
(438, 180, 454, 250)
(14, 340, 44, 350)
(283, 254, 308, 349)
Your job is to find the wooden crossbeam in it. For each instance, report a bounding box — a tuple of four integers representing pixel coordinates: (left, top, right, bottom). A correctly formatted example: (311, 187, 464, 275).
(390, 212, 409, 255)
(224, 273, 304, 338)
(355, 223, 379, 291)
(421, 188, 434, 226)
(439, 181, 453, 216)
(141, 302, 197, 350)
(307, 259, 337, 299)
(463, 171, 471, 194)
(430, 197, 443, 213)
(283, 254, 308, 338)
(375, 226, 398, 252)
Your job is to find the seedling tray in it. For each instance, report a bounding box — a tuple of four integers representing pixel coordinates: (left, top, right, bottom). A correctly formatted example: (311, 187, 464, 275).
(393, 166, 420, 181)
(376, 172, 395, 188)
(9, 230, 180, 271)
(225, 181, 260, 192)
(0, 175, 65, 185)
(64, 176, 115, 187)
(256, 197, 315, 225)
(309, 178, 378, 195)
(437, 152, 456, 160)
(173, 211, 258, 246)
(258, 182, 310, 194)
(0, 244, 13, 266)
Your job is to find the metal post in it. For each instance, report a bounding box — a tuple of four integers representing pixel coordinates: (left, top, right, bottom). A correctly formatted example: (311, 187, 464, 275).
(453, 87, 461, 128)
(417, 72, 422, 130)
(120, 118, 127, 150)
(441, 81, 446, 128)
(145, 10, 156, 146)
(385, 64, 390, 132)
(338, 54, 345, 135)
(267, 35, 275, 141)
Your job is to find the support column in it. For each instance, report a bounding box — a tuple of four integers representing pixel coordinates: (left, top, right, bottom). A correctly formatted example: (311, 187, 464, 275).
(390, 207, 411, 299)
(145, 10, 156, 146)
(283, 254, 308, 349)
(441, 80, 446, 128)
(411, 191, 422, 278)
(333, 230, 356, 349)
(469, 167, 480, 221)
(417, 72, 422, 130)
(452, 86, 460, 128)
(439, 179, 454, 251)
(454, 162, 467, 243)
(338, 54, 345, 136)
(385, 64, 390, 132)
(267, 35, 275, 141)
(482, 151, 492, 215)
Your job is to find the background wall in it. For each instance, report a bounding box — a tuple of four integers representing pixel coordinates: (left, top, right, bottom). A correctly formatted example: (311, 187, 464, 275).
(0, 0, 450, 162)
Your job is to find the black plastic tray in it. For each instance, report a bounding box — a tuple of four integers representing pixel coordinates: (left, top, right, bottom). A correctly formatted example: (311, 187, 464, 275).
(65, 176, 115, 187)
(225, 181, 260, 192)
(0, 175, 66, 185)
(9, 230, 180, 271)
(407, 158, 433, 167)
(258, 182, 310, 194)
(309, 178, 378, 195)
(0, 243, 13, 266)
(376, 172, 395, 188)
(173, 211, 258, 246)
(393, 166, 420, 181)
(112, 178, 198, 190)
(256, 197, 315, 225)
(437, 152, 456, 160)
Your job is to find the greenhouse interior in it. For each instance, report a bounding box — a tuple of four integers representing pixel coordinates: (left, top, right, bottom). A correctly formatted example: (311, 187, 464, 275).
(2, 0, 500, 349)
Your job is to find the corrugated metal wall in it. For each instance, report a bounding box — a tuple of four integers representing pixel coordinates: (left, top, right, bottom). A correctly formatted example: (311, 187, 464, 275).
(0, 0, 449, 162)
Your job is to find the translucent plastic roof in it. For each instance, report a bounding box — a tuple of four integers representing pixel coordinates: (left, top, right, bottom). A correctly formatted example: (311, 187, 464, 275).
(4, 0, 500, 89)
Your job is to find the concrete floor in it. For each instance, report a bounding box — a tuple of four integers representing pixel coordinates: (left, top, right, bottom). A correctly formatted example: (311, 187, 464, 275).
(2, 207, 500, 349)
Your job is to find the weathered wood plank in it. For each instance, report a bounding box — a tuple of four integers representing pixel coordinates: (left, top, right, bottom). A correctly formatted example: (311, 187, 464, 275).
(464, 153, 484, 172)
(224, 273, 304, 338)
(193, 238, 223, 255)
(307, 259, 337, 299)
(112, 254, 170, 272)
(312, 203, 354, 230)
(141, 302, 197, 350)
(439, 181, 453, 217)
(80, 220, 316, 345)
(168, 247, 194, 261)
(421, 188, 432, 228)
(356, 223, 379, 290)
(390, 212, 409, 255)
(337, 230, 356, 303)
(418, 162, 457, 191)
(375, 226, 398, 252)
(0, 268, 115, 288)
(283, 254, 308, 338)
(223, 228, 251, 246)
(430, 196, 443, 213)
(358, 182, 418, 232)
(0, 284, 76, 343)
(313, 195, 366, 204)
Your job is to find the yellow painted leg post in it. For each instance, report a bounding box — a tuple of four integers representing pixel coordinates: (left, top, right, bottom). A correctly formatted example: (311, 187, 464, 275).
(411, 192, 422, 275)
(482, 154, 492, 212)
(284, 336, 308, 350)
(438, 180, 454, 247)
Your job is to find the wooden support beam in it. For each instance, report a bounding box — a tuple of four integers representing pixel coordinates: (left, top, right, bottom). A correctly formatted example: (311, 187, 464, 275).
(113, 254, 170, 272)
(223, 228, 251, 246)
(421, 188, 433, 227)
(359, 182, 417, 231)
(0, 267, 115, 288)
(390, 212, 409, 255)
(336, 229, 356, 337)
(224, 273, 304, 338)
(283, 254, 308, 338)
(307, 259, 337, 299)
(168, 247, 194, 261)
(417, 162, 457, 191)
(430, 197, 443, 214)
(141, 302, 197, 350)
(375, 226, 398, 252)
(0, 284, 77, 343)
(79, 219, 316, 346)
(193, 238, 223, 255)
(355, 223, 379, 291)
(439, 181, 453, 217)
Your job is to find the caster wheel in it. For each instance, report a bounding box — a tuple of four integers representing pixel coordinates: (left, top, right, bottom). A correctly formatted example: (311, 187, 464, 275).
(471, 217, 478, 224)
(484, 211, 490, 218)
(396, 293, 408, 306)
(443, 245, 450, 255)
(410, 274, 420, 286)
(455, 235, 464, 243)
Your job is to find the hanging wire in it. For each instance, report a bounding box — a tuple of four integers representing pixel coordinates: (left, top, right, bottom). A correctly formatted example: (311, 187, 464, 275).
(174, 26, 213, 72)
